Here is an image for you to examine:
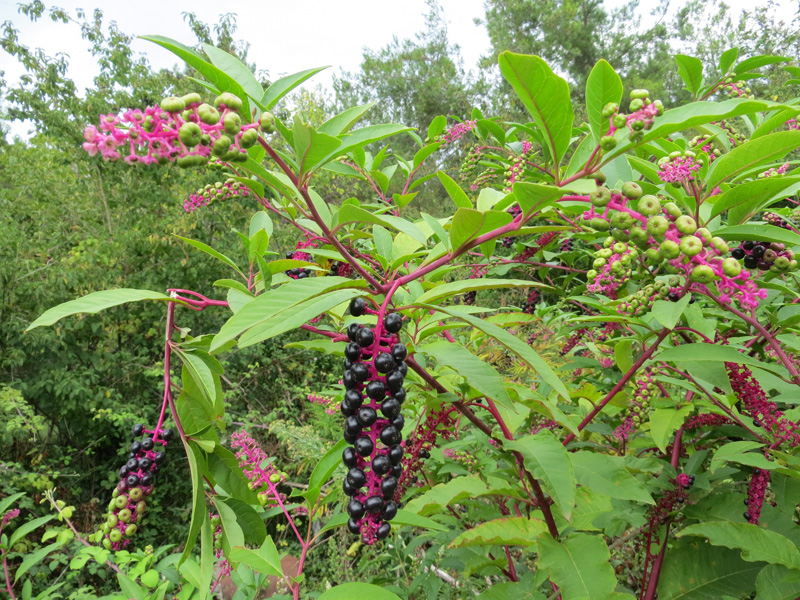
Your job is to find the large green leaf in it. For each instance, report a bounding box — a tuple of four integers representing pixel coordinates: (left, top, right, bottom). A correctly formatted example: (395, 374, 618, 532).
(678, 522, 800, 569)
(229, 537, 283, 577)
(304, 439, 348, 506)
(405, 475, 519, 516)
(318, 583, 402, 600)
(656, 343, 786, 377)
(658, 539, 763, 600)
(391, 509, 448, 532)
(179, 442, 207, 564)
(506, 431, 576, 520)
(437, 171, 472, 208)
(328, 124, 415, 164)
(675, 55, 705, 96)
(756, 564, 800, 600)
(706, 130, 800, 189)
(514, 182, 568, 214)
(499, 52, 574, 165)
(416, 279, 547, 305)
(422, 305, 570, 401)
(650, 406, 692, 453)
(207, 446, 258, 504)
(292, 120, 342, 173)
(449, 517, 546, 548)
(586, 59, 623, 141)
(203, 44, 263, 109)
(262, 67, 328, 109)
(450, 208, 487, 249)
(8, 515, 54, 548)
(422, 341, 513, 410)
(336, 204, 428, 244)
(210, 277, 366, 351)
(27, 288, 170, 330)
(319, 103, 375, 136)
(174, 235, 245, 277)
(570, 452, 654, 504)
(15, 542, 62, 584)
(713, 224, 800, 249)
(709, 177, 800, 223)
(537, 533, 618, 600)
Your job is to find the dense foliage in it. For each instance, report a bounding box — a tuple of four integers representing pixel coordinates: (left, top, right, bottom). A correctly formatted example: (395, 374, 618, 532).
(3, 2, 800, 600)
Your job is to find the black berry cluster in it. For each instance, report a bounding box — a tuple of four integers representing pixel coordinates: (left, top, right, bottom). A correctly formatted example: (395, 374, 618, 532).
(730, 240, 797, 273)
(521, 290, 539, 314)
(341, 297, 408, 544)
(92, 424, 172, 550)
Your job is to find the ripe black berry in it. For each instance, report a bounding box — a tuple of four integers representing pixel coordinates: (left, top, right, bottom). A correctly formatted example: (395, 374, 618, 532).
(349, 298, 367, 317)
(743, 240, 755, 251)
(380, 425, 401, 446)
(356, 328, 375, 348)
(388, 445, 403, 464)
(347, 518, 361, 534)
(391, 343, 407, 362)
(344, 431, 358, 444)
(366, 380, 387, 401)
(119, 465, 129, 478)
(383, 501, 398, 521)
(154, 452, 166, 464)
(141, 473, 154, 486)
(132, 424, 144, 437)
(752, 245, 765, 259)
(345, 416, 362, 435)
(391, 415, 405, 430)
(744, 255, 759, 269)
(365, 495, 384, 513)
(731, 247, 745, 259)
(343, 370, 359, 389)
(345, 342, 362, 361)
(380, 398, 401, 419)
(668, 291, 680, 302)
(161, 429, 174, 442)
(351, 363, 369, 383)
(345, 389, 363, 409)
(141, 438, 154, 451)
(342, 447, 357, 467)
(420, 449, 430, 459)
(286, 251, 294, 259)
(130, 441, 142, 454)
(126, 474, 140, 487)
(386, 371, 404, 393)
(376, 522, 391, 539)
(347, 499, 365, 520)
(126, 458, 139, 470)
(374, 353, 395, 374)
(343, 480, 357, 496)
(347, 323, 362, 342)
(384, 313, 403, 333)
(743, 511, 752, 521)
(381, 476, 398, 498)
(355, 436, 375, 456)
(391, 464, 403, 478)
(357, 407, 377, 427)
(372, 454, 391, 476)
(397, 362, 408, 377)
(347, 468, 366, 488)
(393, 387, 407, 403)
(341, 400, 356, 417)
(139, 458, 152, 470)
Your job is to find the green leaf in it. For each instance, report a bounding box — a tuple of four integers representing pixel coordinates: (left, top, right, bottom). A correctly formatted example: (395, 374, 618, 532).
(675, 55, 705, 96)
(0, 493, 24, 516)
(586, 59, 623, 141)
(427, 115, 447, 140)
(437, 171, 472, 208)
(450, 517, 546, 548)
(405, 475, 519, 516)
(719, 48, 739, 74)
(422, 305, 570, 402)
(26, 288, 170, 330)
(175, 349, 221, 409)
(706, 130, 800, 189)
(422, 340, 513, 409)
(570, 452, 654, 504)
(229, 537, 283, 577)
(499, 52, 574, 165)
(333, 124, 415, 163)
(413, 143, 442, 169)
(506, 431, 575, 519)
(448, 208, 485, 249)
(657, 538, 762, 600)
(179, 443, 207, 564)
(710, 441, 774, 472)
(318, 583, 402, 600)
(15, 542, 62, 583)
(391, 509, 448, 532)
(710, 177, 800, 222)
(650, 295, 691, 330)
(319, 102, 375, 136)
(141, 35, 254, 118)
(207, 447, 259, 503)
(656, 344, 785, 376)
(372, 225, 393, 270)
(203, 44, 263, 108)
(262, 67, 329, 109)
(650, 406, 692, 453)
(755, 564, 800, 600)
(713, 224, 800, 249)
(198, 514, 214, 597)
(614, 339, 634, 373)
(537, 533, 617, 600)
(115, 573, 145, 600)
(734, 55, 790, 75)
(305, 439, 348, 506)
(293, 121, 343, 173)
(9, 515, 54, 548)
(336, 204, 427, 244)
(416, 279, 547, 305)
(513, 182, 566, 215)
(174, 235, 245, 278)
(210, 277, 366, 351)
(751, 105, 800, 140)
(678, 521, 800, 569)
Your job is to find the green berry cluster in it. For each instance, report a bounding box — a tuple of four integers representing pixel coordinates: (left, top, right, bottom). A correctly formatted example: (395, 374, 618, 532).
(459, 145, 483, 182)
(616, 280, 671, 316)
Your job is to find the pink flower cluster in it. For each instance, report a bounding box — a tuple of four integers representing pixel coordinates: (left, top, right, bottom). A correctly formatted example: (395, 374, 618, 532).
(745, 467, 771, 525)
(787, 118, 799, 130)
(184, 179, 250, 212)
(442, 447, 478, 470)
(685, 413, 733, 429)
(761, 163, 790, 178)
(230, 430, 286, 508)
(396, 408, 456, 501)
(658, 154, 701, 184)
(726, 363, 800, 447)
(308, 393, 337, 415)
(441, 120, 476, 144)
(1, 508, 20, 527)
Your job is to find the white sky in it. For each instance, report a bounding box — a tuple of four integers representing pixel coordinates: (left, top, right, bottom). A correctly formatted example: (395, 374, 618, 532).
(0, 0, 791, 138)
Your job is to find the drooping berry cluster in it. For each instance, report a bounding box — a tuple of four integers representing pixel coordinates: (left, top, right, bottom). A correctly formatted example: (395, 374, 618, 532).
(93, 424, 171, 550)
(83, 92, 275, 168)
(685, 413, 734, 429)
(646, 474, 694, 529)
(183, 178, 250, 212)
(341, 298, 408, 544)
(616, 280, 670, 317)
(599, 89, 664, 147)
(560, 327, 588, 356)
(764, 212, 799, 232)
(442, 448, 478, 470)
(586, 239, 636, 297)
(439, 120, 476, 144)
(560, 238, 575, 252)
(459, 144, 483, 182)
(758, 163, 789, 179)
(720, 78, 754, 99)
(396, 407, 456, 501)
(230, 429, 288, 508)
(503, 156, 525, 192)
(730, 240, 797, 274)
(285, 240, 318, 279)
(689, 134, 722, 162)
(614, 372, 657, 442)
(328, 261, 355, 278)
(521, 290, 539, 314)
(209, 514, 231, 579)
(744, 467, 771, 524)
(461, 264, 488, 305)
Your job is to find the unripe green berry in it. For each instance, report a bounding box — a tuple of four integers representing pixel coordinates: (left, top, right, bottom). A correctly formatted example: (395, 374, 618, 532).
(179, 122, 203, 147)
(181, 92, 203, 106)
(660, 239, 680, 259)
(629, 98, 644, 112)
(645, 248, 663, 263)
(663, 202, 682, 218)
(587, 269, 598, 280)
(591, 217, 610, 231)
(598, 248, 613, 259)
(691, 264, 716, 283)
(600, 135, 617, 151)
(260, 111, 277, 133)
(710, 237, 729, 254)
(125, 524, 137, 537)
(675, 215, 698, 235)
(680, 235, 703, 257)
(114, 495, 129, 509)
(611, 211, 633, 229)
(198, 103, 220, 125)
(628, 130, 644, 143)
(622, 182, 643, 200)
(613, 242, 627, 254)
(593, 258, 607, 269)
(613, 114, 627, 129)
(215, 92, 243, 111)
(223, 112, 242, 135)
(160, 96, 185, 113)
(129, 487, 143, 502)
(722, 257, 742, 277)
(695, 227, 712, 243)
(212, 135, 232, 157)
(611, 228, 631, 242)
(647, 215, 669, 236)
(638, 195, 661, 216)
(109, 530, 122, 543)
(590, 186, 612, 207)
(630, 89, 650, 100)
(601, 102, 618, 118)
(136, 501, 147, 514)
(240, 128, 259, 148)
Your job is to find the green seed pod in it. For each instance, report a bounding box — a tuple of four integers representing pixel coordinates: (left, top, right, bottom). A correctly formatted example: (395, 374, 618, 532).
(675, 215, 698, 235)
(630, 89, 650, 100)
(160, 96, 186, 113)
(591, 217, 610, 231)
(198, 103, 221, 125)
(136, 501, 147, 514)
(621, 182, 643, 200)
(663, 202, 682, 218)
(645, 248, 662, 263)
(690, 264, 717, 283)
(638, 195, 661, 216)
(223, 112, 242, 135)
(102, 537, 112, 549)
(181, 92, 203, 106)
(695, 227, 713, 244)
(118, 508, 132, 523)
(660, 239, 681, 259)
(590, 186, 612, 207)
(600, 135, 617, 151)
(109, 529, 122, 543)
(601, 102, 618, 118)
(647, 215, 670, 236)
(593, 257, 607, 269)
(215, 92, 243, 111)
(629, 98, 644, 112)
(240, 128, 259, 148)
(213, 135, 232, 157)
(124, 524, 137, 537)
(114, 495, 129, 509)
(680, 235, 703, 257)
(612, 114, 627, 129)
(722, 257, 742, 277)
(711, 237, 729, 254)
(179, 122, 203, 147)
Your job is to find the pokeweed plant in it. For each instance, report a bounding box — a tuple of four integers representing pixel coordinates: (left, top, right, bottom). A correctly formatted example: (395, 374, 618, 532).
(19, 32, 800, 600)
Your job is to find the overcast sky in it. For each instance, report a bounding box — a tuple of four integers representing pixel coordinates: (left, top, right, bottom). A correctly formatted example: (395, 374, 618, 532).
(0, 0, 791, 138)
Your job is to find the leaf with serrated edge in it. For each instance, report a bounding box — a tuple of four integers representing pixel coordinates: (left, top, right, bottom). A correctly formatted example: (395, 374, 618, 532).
(450, 517, 546, 548)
